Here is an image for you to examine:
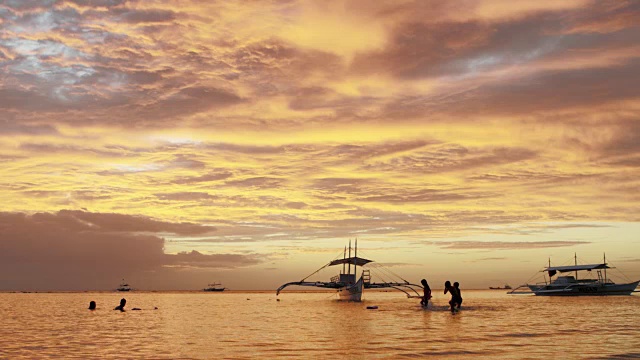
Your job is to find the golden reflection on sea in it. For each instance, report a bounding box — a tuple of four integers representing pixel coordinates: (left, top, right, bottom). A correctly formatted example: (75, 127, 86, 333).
(1, 291, 639, 359)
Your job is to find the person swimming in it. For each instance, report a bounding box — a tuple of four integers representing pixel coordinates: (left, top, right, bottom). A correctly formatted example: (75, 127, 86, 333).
(453, 282, 462, 309)
(114, 298, 126, 312)
(88, 301, 96, 310)
(444, 281, 460, 313)
(420, 279, 432, 307)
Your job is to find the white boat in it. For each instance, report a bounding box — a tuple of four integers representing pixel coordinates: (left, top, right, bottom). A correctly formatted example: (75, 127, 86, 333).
(203, 282, 226, 292)
(276, 239, 423, 302)
(117, 279, 131, 292)
(510, 254, 639, 296)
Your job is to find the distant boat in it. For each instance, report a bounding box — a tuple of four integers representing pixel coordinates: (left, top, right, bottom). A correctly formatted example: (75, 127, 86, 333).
(117, 279, 131, 292)
(489, 284, 512, 290)
(276, 239, 423, 302)
(509, 254, 639, 296)
(203, 282, 226, 292)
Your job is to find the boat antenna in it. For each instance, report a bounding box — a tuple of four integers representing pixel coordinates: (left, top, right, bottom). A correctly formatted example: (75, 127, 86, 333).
(575, 253, 578, 280)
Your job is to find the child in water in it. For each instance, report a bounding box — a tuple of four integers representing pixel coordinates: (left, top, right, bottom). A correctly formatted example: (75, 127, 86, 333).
(453, 282, 462, 309)
(444, 281, 460, 313)
(420, 279, 432, 308)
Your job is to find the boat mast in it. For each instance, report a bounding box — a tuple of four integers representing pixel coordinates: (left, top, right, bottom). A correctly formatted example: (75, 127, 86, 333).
(547, 258, 551, 284)
(574, 253, 578, 280)
(348, 239, 352, 275)
(342, 246, 346, 274)
(604, 253, 607, 284)
(354, 238, 358, 280)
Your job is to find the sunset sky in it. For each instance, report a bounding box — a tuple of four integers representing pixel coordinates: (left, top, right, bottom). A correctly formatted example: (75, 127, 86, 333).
(1, 0, 639, 291)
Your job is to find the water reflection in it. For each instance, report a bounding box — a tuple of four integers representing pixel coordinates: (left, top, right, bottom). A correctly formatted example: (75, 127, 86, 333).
(0, 291, 639, 359)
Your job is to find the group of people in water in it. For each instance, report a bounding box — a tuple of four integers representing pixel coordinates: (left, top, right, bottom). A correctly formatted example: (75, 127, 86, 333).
(420, 279, 463, 313)
(88, 298, 151, 311)
(89, 283, 462, 313)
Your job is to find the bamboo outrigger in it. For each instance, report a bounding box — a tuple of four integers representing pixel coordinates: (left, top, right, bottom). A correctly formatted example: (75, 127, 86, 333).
(276, 239, 423, 301)
(509, 253, 639, 296)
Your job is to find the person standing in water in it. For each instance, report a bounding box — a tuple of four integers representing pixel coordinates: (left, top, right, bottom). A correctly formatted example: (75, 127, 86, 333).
(453, 282, 462, 309)
(420, 279, 432, 307)
(444, 281, 460, 313)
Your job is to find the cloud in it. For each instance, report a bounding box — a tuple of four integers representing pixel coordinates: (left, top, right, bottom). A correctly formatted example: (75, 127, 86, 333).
(170, 171, 234, 185)
(114, 8, 177, 23)
(154, 192, 217, 201)
(435, 240, 590, 250)
(166, 250, 261, 269)
(0, 210, 263, 290)
(360, 189, 494, 204)
(0, 122, 59, 135)
(365, 145, 537, 174)
(224, 176, 285, 189)
(1, 0, 639, 289)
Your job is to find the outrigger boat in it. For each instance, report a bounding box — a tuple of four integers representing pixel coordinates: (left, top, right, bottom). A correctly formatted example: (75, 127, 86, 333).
(276, 239, 423, 301)
(509, 254, 639, 296)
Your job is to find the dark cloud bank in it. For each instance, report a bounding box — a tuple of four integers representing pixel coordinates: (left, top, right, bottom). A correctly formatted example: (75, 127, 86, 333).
(0, 210, 262, 290)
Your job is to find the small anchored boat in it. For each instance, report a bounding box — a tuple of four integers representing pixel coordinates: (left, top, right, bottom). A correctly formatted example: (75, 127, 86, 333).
(276, 239, 423, 302)
(509, 254, 639, 296)
(489, 284, 512, 290)
(117, 279, 131, 292)
(203, 282, 226, 292)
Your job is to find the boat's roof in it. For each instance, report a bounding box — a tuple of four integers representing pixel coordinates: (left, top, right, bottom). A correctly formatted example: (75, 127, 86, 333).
(543, 263, 610, 272)
(329, 256, 373, 267)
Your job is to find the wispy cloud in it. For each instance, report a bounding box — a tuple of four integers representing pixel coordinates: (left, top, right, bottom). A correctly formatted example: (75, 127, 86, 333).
(435, 240, 590, 250)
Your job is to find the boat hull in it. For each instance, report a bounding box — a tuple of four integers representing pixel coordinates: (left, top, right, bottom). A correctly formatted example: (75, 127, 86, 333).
(528, 281, 639, 296)
(337, 276, 364, 301)
(203, 288, 225, 292)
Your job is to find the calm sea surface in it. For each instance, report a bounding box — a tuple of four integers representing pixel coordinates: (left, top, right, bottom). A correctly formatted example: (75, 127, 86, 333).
(1, 290, 639, 359)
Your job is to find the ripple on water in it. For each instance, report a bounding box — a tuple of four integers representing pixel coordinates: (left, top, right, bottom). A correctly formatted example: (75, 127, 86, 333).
(0, 291, 639, 359)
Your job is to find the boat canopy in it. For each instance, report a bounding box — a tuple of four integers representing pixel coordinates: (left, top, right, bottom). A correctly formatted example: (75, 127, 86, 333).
(329, 256, 373, 267)
(543, 263, 610, 272)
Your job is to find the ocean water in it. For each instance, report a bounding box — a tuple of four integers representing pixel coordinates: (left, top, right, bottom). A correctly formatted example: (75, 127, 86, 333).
(1, 290, 639, 359)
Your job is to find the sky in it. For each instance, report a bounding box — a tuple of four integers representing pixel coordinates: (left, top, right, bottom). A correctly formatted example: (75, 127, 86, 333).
(1, 0, 639, 291)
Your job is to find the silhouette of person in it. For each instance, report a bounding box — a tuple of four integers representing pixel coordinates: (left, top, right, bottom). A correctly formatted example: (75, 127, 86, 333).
(444, 281, 459, 313)
(453, 282, 462, 309)
(420, 279, 432, 307)
(88, 301, 96, 310)
(114, 298, 126, 311)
